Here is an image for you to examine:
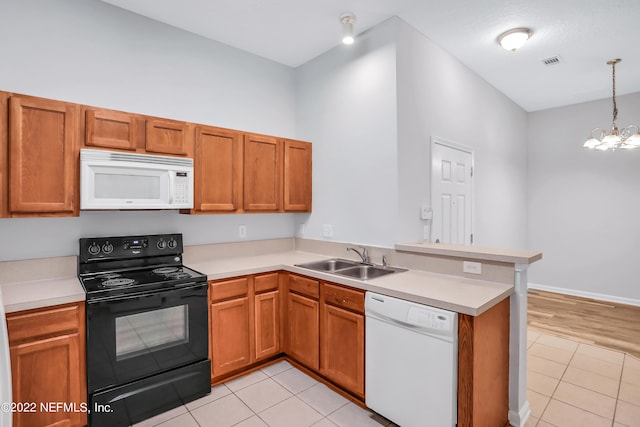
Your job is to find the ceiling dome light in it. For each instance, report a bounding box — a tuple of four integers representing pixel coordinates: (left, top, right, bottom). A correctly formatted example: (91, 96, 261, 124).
(583, 59, 640, 151)
(497, 28, 532, 52)
(341, 13, 356, 45)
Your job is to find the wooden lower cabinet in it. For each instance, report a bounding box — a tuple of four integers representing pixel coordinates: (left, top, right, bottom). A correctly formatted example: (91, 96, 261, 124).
(208, 271, 510, 426)
(319, 305, 364, 395)
(6, 302, 86, 427)
(320, 283, 365, 398)
(254, 290, 279, 360)
(210, 294, 252, 377)
(209, 273, 281, 381)
(210, 276, 252, 379)
(457, 297, 510, 427)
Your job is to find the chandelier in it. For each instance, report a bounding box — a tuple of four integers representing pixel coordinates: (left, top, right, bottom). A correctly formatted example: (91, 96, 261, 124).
(583, 59, 640, 150)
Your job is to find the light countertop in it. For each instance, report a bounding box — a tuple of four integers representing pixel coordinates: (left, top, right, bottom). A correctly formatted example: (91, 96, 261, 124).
(2, 249, 514, 316)
(396, 241, 542, 265)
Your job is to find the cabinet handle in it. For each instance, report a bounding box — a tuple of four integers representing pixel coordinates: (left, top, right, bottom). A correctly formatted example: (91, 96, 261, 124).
(335, 297, 347, 304)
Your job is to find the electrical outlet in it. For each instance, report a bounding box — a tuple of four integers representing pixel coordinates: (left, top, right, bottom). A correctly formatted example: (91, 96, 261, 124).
(238, 225, 247, 239)
(299, 224, 306, 235)
(322, 224, 333, 238)
(463, 261, 482, 275)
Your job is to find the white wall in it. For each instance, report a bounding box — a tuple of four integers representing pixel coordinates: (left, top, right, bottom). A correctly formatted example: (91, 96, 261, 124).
(295, 17, 529, 250)
(528, 92, 640, 303)
(395, 22, 529, 249)
(0, 0, 299, 261)
(295, 19, 399, 248)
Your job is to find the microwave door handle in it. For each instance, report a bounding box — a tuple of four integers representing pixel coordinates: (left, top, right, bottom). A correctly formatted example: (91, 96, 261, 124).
(168, 172, 175, 204)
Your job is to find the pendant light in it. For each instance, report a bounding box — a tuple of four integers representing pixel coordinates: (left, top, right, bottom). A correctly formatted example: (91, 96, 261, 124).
(583, 59, 640, 150)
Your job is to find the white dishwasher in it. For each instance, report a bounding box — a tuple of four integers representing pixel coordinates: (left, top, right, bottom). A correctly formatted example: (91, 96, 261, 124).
(365, 292, 457, 427)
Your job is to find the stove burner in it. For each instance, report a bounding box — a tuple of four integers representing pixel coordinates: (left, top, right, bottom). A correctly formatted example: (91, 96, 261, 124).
(164, 272, 190, 280)
(101, 278, 136, 288)
(152, 267, 179, 275)
(96, 273, 122, 280)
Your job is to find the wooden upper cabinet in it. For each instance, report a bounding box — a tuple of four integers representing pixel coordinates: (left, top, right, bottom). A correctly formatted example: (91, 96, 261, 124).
(145, 117, 190, 156)
(85, 108, 140, 151)
(243, 134, 282, 212)
(193, 126, 243, 212)
(9, 95, 78, 216)
(283, 139, 312, 212)
(1, 91, 8, 217)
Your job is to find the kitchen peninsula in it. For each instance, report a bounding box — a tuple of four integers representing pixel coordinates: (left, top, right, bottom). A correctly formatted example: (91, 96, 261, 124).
(1, 237, 541, 427)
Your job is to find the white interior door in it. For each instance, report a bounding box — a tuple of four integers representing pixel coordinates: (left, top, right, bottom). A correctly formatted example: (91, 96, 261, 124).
(431, 139, 473, 245)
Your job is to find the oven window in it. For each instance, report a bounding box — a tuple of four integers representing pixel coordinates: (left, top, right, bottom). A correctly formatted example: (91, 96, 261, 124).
(115, 305, 188, 360)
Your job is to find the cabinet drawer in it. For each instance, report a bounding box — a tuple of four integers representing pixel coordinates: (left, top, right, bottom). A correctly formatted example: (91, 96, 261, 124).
(322, 283, 365, 314)
(288, 274, 319, 299)
(255, 272, 279, 294)
(7, 303, 81, 344)
(210, 277, 249, 302)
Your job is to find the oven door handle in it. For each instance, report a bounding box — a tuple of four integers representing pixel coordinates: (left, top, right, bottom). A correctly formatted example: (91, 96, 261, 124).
(172, 281, 206, 289)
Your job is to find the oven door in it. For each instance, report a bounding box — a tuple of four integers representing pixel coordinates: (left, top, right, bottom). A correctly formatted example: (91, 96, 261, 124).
(86, 282, 208, 393)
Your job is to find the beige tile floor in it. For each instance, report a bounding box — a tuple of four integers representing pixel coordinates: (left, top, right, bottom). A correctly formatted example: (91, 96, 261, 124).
(132, 360, 395, 427)
(133, 328, 640, 427)
(526, 329, 640, 427)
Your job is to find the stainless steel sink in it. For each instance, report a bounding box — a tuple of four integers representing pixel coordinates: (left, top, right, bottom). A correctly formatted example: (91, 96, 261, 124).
(295, 258, 407, 280)
(295, 258, 360, 272)
(336, 265, 406, 280)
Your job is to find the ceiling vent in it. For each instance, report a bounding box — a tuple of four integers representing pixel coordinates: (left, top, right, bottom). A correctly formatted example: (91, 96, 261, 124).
(542, 56, 561, 66)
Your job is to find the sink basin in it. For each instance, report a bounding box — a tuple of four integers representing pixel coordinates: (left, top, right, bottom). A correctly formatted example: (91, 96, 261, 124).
(336, 265, 406, 280)
(295, 258, 360, 272)
(295, 258, 407, 280)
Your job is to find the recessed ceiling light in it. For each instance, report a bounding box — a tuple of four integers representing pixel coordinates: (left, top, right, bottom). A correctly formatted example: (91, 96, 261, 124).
(497, 28, 532, 52)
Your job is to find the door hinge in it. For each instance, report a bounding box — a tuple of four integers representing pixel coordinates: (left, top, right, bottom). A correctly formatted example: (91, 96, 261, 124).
(470, 234, 474, 244)
(470, 166, 474, 177)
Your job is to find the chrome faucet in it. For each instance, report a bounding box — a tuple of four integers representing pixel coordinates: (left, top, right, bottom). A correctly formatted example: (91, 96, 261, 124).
(347, 246, 369, 264)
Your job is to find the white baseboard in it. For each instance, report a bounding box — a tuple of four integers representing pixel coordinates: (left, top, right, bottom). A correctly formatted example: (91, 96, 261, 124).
(528, 282, 640, 307)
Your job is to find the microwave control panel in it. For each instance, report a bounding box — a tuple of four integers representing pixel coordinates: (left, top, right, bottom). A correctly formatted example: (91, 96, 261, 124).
(173, 172, 190, 205)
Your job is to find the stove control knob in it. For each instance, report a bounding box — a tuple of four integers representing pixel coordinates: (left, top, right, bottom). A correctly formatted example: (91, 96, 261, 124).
(102, 242, 114, 254)
(88, 242, 101, 256)
(157, 239, 167, 250)
(168, 238, 177, 249)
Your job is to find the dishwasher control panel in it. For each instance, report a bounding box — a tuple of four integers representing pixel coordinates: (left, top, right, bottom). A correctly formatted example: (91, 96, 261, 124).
(407, 306, 452, 330)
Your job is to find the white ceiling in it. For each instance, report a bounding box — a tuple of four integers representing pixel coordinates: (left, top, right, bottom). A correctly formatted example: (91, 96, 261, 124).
(100, 0, 640, 112)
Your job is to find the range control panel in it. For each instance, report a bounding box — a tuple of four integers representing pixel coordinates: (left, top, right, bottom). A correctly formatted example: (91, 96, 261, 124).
(79, 233, 183, 262)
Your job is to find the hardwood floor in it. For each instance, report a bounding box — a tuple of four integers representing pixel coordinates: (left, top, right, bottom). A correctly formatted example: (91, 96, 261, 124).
(527, 289, 640, 359)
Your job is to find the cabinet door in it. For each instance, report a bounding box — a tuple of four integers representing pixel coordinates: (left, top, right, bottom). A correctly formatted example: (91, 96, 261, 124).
(9, 95, 78, 215)
(283, 139, 312, 212)
(85, 108, 139, 150)
(10, 333, 85, 427)
(255, 290, 280, 360)
(320, 304, 364, 397)
(244, 134, 282, 211)
(0, 92, 8, 217)
(286, 292, 319, 370)
(194, 126, 242, 212)
(211, 297, 251, 377)
(145, 118, 189, 155)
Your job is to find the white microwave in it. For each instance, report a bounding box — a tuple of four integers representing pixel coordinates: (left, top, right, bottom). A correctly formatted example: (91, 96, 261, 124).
(80, 149, 194, 210)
